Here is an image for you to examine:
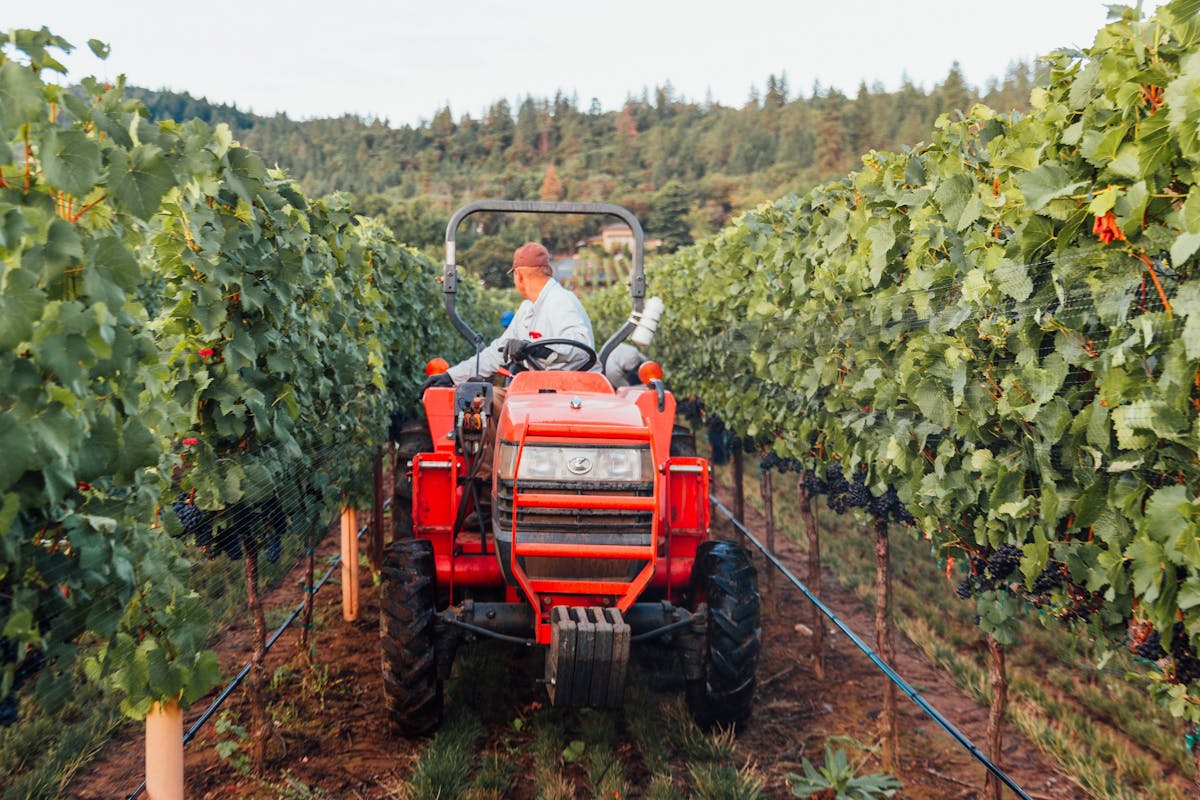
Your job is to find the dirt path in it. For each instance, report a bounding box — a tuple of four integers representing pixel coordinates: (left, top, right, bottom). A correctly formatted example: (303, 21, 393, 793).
(71, 492, 1092, 799)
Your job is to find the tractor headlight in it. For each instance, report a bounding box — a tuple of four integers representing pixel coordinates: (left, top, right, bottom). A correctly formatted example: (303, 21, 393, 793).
(497, 444, 652, 483)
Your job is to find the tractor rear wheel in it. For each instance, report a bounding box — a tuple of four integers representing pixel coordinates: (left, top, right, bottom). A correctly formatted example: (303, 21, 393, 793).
(380, 537, 442, 736)
(687, 539, 761, 730)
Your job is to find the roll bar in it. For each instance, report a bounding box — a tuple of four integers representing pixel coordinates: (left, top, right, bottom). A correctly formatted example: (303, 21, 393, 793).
(443, 200, 645, 370)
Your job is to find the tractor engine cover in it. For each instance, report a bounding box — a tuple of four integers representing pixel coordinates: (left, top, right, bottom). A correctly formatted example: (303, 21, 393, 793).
(545, 607, 630, 708)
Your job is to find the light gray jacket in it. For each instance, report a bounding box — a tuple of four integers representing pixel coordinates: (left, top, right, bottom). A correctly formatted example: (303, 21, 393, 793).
(448, 278, 595, 383)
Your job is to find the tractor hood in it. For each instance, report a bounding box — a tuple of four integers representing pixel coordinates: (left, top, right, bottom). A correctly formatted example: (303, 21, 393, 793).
(499, 371, 649, 439)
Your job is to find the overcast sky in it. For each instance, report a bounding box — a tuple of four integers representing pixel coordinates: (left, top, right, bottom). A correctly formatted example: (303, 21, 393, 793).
(6, 1, 1165, 127)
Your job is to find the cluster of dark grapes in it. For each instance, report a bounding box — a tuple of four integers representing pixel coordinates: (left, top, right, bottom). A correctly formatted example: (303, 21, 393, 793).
(1131, 625, 1167, 661)
(171, 495, 286, 562)
(954, 544, 1024, 600)
(1128, 621, 1200, 684)
(801, 469, 826, 496)
(955, 556, 993, 599)
(1030, 561, 1065, 595)
(796, 462, 915, 525)
(988, 544, 1022, 581)
(1020, 560, 1111, 625)
(822, 463, 853, 514)
(866, 486, 916, 525)
(757, 452, 805, 473)
(1170, 622, 1200, 684)
(171, 493, 214, 548)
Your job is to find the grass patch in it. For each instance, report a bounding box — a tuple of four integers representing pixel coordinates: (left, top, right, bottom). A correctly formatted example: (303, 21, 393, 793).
(466, 747, 519, 800)
(687, 760, 765, 800)
(578, 709, 630, 798)
(623, 664, 676, 773)
(392, 707, 484, 800)
(0, 673, 127, 800)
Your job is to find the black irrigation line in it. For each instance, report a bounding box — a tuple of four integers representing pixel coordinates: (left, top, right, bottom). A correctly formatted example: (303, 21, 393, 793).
(711, 496, 1036, 800)
(125, 509, 375, 800)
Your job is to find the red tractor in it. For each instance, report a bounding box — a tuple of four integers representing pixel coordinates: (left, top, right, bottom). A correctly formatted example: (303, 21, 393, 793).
(382, 201, 760, 735)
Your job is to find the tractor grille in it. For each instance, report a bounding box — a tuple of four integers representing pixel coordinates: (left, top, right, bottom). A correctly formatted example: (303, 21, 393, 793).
(496, 479, 654, 547)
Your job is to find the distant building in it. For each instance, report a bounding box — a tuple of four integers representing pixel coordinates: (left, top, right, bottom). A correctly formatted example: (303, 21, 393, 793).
(579, 225, 661, 254)
(564, 226, 660, 291)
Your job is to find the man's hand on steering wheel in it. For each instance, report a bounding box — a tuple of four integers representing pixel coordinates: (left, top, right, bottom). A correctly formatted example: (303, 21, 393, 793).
(500, 338, 531, 365)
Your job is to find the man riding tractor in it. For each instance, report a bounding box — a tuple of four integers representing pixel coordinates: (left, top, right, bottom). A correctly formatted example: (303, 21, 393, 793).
(383, 201, 760, 737)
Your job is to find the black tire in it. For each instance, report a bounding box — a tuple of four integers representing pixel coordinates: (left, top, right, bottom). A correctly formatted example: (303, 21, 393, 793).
(392, 419, 433, 539)
(687, 539, 761, 730)
(380, 537, 442, 736)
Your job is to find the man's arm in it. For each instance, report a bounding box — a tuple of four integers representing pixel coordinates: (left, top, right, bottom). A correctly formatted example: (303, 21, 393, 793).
(446, 315, 521, 383)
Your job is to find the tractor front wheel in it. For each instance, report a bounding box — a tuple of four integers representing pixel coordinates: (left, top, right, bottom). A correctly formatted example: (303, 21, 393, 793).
(380, 537, 442, 736)
(687, 539, 761, 730)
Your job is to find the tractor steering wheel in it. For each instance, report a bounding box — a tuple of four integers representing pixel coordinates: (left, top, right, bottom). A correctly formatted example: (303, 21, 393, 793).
(515, 338, 598, 372)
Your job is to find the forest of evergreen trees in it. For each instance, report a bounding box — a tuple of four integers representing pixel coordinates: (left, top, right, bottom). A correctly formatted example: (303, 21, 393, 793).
(129, 62, 1041, 281)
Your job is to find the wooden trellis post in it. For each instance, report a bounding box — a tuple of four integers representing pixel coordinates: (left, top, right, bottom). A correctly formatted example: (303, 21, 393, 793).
(799, 479, 824, 679)
(874, 517, 897, 771)
(732, 447, 745, 524)
(759, 469, 776, 616)
(341, 506, 359, 622)
(985, 636, 1008, 800)
(371, 448, 385, 572)
(145, 699, 183, 800)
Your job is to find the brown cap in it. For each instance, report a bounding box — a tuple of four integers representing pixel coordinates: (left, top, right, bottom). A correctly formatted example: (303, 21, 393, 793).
(512, 242, 551, 270)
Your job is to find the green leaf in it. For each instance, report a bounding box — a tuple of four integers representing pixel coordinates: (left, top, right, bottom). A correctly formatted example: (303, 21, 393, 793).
(0, 492, 18, 541)
(183, 649, 221, 705)
(1111, 403, 1158, 449)
(866, 222, 895, 286)
(1136, 112, 1172, 179)
(561, 739, 586, 763)
(994, 258, 1032, 302)
(41, 217, 84, 286)
(1087, 185, 1119, 216)
(1128, 537, 1166, 603)
(116, 418, 159, 478)
(0, 267, 46, 350)
(1017, 164, 1087, 212)
(914, 380, 953, 428)
(109, 145, 176, 220)
(0, 61, 46, 129)
(1081, 124, 1128, 169)
(87, 39, 111, 59)
(1183, 311, 1200, 361)
(83, 237, 141, 309)
(1163, 1, 1200, 49)
(41, 128, 102, 197)
(1143, 484, 1194, 555)
(934, 174, 977, 229)
(1184, 187, 1200, 235)
(1180, 578, 1200, 611)
(2, 606, 34, 640)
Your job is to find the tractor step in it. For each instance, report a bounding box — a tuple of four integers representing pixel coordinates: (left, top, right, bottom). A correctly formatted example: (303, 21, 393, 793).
(545, 607, 630, 709)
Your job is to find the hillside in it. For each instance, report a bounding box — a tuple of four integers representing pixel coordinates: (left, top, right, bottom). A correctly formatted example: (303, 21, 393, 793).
(126, 62, 1040, 262)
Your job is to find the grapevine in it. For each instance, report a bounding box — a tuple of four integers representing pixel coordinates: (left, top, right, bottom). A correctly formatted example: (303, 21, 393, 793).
(641, 0, 1200, 729)
(0, 28, 485, 723)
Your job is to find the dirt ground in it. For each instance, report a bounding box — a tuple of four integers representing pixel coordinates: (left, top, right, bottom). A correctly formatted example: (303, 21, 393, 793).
(71, 488, 1092, 800)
